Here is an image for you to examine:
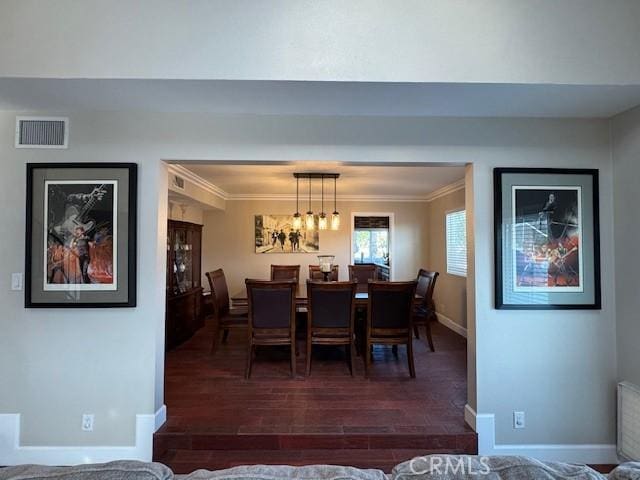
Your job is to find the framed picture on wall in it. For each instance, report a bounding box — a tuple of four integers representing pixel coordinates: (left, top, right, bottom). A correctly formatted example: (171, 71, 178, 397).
(494, 168, 601, 310)
(25, 163, 137, 307)
(254, 214, 319, 253)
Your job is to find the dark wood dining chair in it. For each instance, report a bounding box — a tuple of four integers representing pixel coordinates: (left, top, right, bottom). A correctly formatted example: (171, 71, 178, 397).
(348, 264, 379, 287)
(245, 279, 297, 379)
(349, 264, 379, 355)
(365, 280, 418, 378)
(308, 264, 339, 281)
(270, 264, 301, 282)
(412, 269, 439, 352)
(306, 280, 357, 376)
(206, 269, 248, 354)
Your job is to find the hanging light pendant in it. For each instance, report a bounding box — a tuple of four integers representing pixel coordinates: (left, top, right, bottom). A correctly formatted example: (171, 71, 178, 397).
(318, 175, 328, 230)
(305, 177, 315, 230)
(331, 175, 340, 230)
(292, 176, 302, 230)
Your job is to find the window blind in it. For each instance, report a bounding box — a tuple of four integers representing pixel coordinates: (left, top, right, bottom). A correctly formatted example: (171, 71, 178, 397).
(446, 210, 467, 277)
(354, 216, 390, 229)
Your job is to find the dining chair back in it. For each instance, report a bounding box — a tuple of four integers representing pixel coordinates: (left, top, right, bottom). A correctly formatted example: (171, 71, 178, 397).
(365, 280, 418, 378)
(306, 280, 357, 376)
(308, 264, 339, 281)
(206, 269, 231, 315)
(270, 264, 301, 282)
(205, 269, 248, 353)
(348, 264, 379, 287)
(245, 279, 297, 378)
(412, 269, 439, 352)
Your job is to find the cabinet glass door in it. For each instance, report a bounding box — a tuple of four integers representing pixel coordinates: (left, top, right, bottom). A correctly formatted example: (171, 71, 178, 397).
(173, 228, 194, 293)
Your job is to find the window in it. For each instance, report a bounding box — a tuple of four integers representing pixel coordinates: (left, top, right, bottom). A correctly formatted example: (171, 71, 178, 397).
(352, 216, 390, 265)
(353, 229, 389, 264)
(446, 210, 467, 277)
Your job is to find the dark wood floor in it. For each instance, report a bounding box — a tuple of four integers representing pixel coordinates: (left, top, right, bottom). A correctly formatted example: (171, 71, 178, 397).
(154, 318, 477, 473)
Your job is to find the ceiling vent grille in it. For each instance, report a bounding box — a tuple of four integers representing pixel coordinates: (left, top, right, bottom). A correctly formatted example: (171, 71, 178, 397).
(171, 174, 186, 191)
(15, 116, 68, 149)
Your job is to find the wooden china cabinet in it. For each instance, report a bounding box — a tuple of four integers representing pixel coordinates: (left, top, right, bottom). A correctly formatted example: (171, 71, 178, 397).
(165, 220, 204, 351)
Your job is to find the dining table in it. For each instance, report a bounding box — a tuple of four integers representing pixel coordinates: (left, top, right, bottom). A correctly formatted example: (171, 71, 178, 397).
(230, 282, 423, 308)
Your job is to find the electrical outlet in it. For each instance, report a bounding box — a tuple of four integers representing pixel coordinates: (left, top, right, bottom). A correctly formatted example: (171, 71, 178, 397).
(11, 273, 23, 291)
(513, 411, 525, 429)
(82, 414, 94, 432)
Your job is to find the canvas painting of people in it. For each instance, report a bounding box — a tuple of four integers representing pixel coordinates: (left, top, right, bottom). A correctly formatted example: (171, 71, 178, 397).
(512, 186, 583, 292)
(44, 180, 117, 290)
(254, 214, 319, 253)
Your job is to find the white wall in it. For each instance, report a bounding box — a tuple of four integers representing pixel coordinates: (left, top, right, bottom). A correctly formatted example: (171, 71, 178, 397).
(1, 0, 639, 85)
(612, 105, 640, 388)
(0, 111, 617, 463)
(0, 112, 168, 452)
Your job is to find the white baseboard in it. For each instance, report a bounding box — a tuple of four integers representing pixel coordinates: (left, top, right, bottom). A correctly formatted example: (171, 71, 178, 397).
(0, 405, 166, 466)
(436, 312, 467, 338)
(464, 404, 618, 464)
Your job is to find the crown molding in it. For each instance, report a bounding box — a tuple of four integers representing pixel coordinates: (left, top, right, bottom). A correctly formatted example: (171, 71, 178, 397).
(167, 165, 464, 203)
(423, 179, 465, 202)
(226, 193, 431, 202)
(167, 164, 229, 200)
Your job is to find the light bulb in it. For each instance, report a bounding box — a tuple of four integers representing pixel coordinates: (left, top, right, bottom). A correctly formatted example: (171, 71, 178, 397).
(292, 213, 302, 230)
(331, 211, 340, 230)
(318, 213, 327, 230)
(306, 211, 315, 230)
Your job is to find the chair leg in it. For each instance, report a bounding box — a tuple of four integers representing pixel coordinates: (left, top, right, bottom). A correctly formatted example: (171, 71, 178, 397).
(306, 339, 312, 377)
(425, 321, 435, 352)
(290, 341, 297, 378)
(245, 343, 254, 379)
(392, 345, 398, 357)
(413, 325, 420, 339)
(222, 329, 230, 343)
(407, 340, 416, 378)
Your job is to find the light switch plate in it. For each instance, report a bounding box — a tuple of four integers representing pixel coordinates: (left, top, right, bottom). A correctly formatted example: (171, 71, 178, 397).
(11, 273, 23, 291)
(513, 411, 525, 429)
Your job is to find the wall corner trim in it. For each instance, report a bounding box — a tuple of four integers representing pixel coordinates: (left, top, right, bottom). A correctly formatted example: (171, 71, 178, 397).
(436, 312, 467, 338)
(154, 404, 167, 431)
(463, 406, 618, 464)
(0, 406, 166, 466)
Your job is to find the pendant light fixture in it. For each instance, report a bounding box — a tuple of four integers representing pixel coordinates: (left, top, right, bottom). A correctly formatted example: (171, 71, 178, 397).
(292, 176, 302, 230)
(331, 175, 340, 230)
(318, 175, 328, 230)
(305, 176, 315, 230)
(293, 173, 340, 231)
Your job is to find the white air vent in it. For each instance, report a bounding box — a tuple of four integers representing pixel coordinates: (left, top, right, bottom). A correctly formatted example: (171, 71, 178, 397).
(15, 116, 68, 149)
(171, 174, 186, 191)
(618, 381, 640, 461)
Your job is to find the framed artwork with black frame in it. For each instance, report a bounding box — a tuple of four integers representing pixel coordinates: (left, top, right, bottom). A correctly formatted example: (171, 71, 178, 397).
(494, 168, 601, 310)
(25, 163, 137, 307)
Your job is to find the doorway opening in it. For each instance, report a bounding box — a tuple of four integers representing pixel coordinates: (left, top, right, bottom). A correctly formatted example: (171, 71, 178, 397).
(155, 161, 476, 472)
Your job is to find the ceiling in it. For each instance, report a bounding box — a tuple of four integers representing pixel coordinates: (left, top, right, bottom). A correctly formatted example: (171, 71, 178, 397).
(179, 162, 465, 199)
(1, 78, 640, 118)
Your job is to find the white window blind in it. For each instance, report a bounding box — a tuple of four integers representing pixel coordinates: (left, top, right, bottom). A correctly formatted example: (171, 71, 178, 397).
(446, 210, 467, 277)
